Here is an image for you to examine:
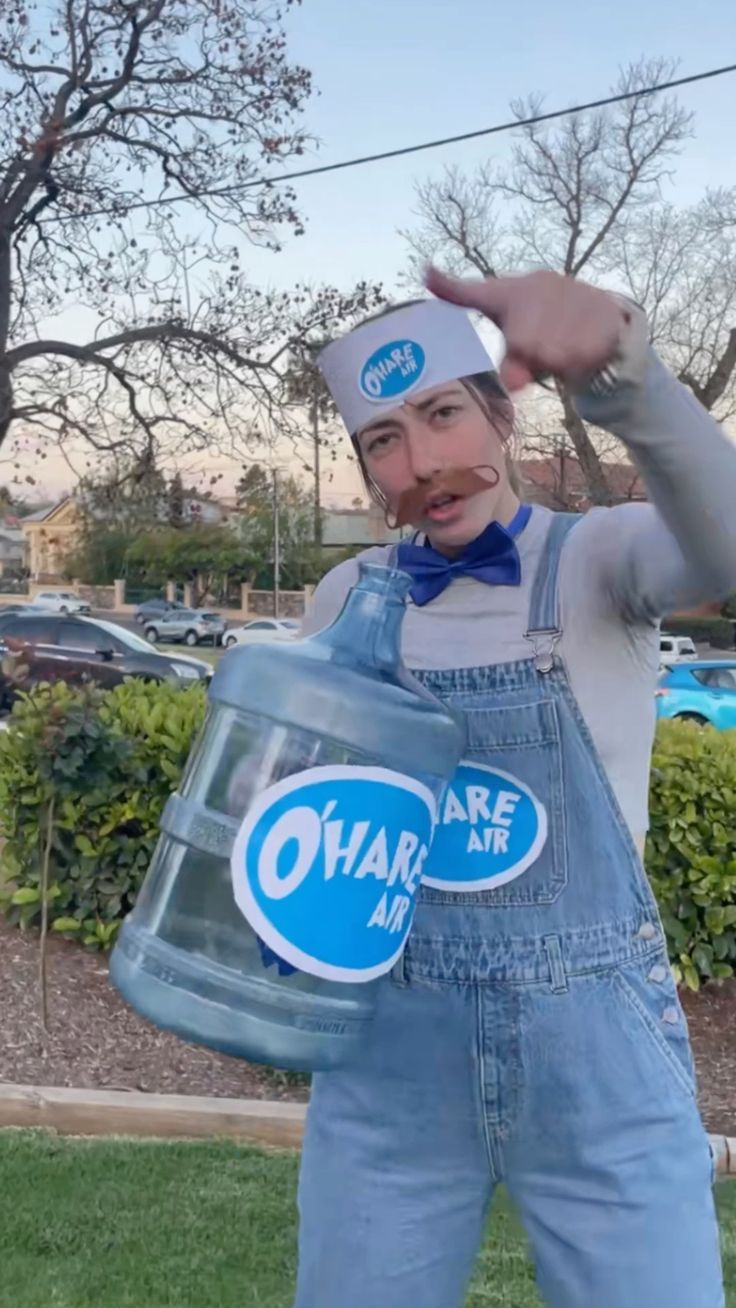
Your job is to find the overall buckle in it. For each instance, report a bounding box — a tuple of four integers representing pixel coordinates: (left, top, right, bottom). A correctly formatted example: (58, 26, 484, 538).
(525, 628, 561, 674)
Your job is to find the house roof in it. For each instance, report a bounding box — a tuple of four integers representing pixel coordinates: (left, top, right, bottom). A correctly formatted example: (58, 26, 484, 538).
(518, 458, 645, 508)
(20, 497, 70, 524)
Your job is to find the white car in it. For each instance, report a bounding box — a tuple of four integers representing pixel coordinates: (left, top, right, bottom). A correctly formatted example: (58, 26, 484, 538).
(659, 633, 698, 668)
(223, 618, 300, 649)
(33, 590, 91, 615)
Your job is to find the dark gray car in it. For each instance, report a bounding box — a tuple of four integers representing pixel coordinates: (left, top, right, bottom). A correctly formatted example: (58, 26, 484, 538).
(0, 613, 212, 709)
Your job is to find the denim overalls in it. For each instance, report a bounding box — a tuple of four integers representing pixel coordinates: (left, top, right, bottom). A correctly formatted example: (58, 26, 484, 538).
(295, 514, 723, 1308)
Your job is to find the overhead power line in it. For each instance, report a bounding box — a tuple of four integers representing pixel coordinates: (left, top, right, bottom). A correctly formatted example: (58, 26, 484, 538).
(250, 61, 736, 190)
(51, 60, 736, 222)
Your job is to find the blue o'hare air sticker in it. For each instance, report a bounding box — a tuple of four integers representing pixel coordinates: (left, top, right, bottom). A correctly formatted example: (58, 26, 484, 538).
(231, 765, 436, 982)
(422, 762, 547, 892)
(359, 339, 426, 402)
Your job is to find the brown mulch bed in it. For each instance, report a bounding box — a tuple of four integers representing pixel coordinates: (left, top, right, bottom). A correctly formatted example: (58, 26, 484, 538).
(0, 917, 308, 1102)
(1, 917, 734, 1131)
(682, 986, 736, 1135)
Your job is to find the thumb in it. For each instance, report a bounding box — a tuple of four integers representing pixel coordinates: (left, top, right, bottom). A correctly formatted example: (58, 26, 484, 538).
(424, 265, 511, 326)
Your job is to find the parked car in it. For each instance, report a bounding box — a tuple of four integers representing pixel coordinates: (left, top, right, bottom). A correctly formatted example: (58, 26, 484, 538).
(655, 660, 736, 730)
(134, 598, 187, 625)
(222, 618, 300, 649)
(0, 612, 212, 710)
(0, 602, 49, 615)
(32, 590, 91, 615)
(143, 607, 226, 647)
(659, 633, 698, 668)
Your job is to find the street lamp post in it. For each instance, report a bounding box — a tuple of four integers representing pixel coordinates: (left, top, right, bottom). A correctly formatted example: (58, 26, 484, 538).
(272, 468, 280, 619)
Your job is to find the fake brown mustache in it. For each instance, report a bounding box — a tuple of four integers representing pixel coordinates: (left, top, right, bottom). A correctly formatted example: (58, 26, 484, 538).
(393, 465, 500, 528)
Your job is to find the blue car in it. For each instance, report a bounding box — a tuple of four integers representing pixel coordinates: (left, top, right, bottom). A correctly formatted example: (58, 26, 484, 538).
(656, 660, 736, 730)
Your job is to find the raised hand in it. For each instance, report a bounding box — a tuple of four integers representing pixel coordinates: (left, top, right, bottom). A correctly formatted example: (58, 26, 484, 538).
(425, 266, 628, 393)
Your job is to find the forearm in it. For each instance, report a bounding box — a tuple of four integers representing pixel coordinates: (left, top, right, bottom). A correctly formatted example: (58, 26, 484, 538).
(574, 346, 736, 619)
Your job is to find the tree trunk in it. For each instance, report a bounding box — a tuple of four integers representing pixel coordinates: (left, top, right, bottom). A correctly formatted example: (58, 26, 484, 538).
(558, 443, 567, 509)
(556, 382, 614, 507)
(0, 361, 13, 445)
(39, 794, 55, 1035)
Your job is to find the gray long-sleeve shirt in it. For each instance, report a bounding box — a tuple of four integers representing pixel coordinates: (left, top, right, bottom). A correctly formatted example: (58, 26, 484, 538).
(303, 344, 736, 850)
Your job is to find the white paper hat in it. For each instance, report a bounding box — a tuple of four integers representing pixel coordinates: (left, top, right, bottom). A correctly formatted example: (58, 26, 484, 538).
(317, 299, 496, 435)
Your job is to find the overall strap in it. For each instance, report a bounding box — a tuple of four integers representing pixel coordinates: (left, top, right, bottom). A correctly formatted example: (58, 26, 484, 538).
(525, 512, 581, 672)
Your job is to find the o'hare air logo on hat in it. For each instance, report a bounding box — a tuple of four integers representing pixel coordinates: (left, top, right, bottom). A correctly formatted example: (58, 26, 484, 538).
(317, 300, 494, 435)
(359, 339, 426, 403)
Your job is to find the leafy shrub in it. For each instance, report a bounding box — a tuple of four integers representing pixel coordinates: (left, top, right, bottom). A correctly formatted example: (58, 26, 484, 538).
(646, 719, 736, 989)
(0, 679, 206, 946)
(2, 685, 736, 996)
(666, 616, 734, 648)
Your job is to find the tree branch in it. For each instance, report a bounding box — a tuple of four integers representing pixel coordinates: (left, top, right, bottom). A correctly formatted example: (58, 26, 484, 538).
(679, 328, 736, 411)
(6, 323, 265, 371)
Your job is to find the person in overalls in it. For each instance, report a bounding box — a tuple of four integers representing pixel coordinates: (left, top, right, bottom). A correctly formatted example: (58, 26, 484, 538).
(295, 268, 736, 1308)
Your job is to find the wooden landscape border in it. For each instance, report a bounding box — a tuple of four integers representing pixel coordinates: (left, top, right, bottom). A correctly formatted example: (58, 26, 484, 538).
(1, 1083, 734, 1180)
(0, 1083, 306, 1147)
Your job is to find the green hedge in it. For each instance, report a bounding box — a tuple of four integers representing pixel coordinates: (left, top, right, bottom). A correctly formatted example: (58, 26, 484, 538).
(647, 719, 736, 989)
(1, 685, 736, 990)
(666, 616, 735, 648)
(0, 679, 206, 947)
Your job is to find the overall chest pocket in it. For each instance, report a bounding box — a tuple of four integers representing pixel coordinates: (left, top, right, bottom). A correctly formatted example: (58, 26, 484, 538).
(420, 696, 568, 907)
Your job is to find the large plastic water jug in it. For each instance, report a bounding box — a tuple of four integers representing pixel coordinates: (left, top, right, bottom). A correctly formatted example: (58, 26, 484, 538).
(110, 563, 464, 1072)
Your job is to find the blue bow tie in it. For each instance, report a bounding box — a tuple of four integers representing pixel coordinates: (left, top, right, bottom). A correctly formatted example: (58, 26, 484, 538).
(396, 504, 532, 607)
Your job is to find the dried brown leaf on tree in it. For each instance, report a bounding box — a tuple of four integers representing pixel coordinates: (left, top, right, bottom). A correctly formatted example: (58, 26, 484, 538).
(0, 0, 382, 478)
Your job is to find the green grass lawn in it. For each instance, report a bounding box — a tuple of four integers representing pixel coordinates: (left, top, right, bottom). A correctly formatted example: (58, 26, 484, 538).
(159, 643, 223, 667)
(1, 1130, 735, 1307)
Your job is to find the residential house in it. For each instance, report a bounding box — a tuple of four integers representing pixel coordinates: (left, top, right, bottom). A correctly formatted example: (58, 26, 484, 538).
(322, 503, 403, 550)
(21, 498, 82, 581)
(518, 456, 646, 510)
(0, 516, 27, 575)
(21, 492, 229, 582)
(179, 495, 228, 524)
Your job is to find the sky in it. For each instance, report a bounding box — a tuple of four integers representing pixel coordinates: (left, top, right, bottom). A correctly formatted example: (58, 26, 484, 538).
(12, 0, 736, 506)
(266, 0, 736, 294)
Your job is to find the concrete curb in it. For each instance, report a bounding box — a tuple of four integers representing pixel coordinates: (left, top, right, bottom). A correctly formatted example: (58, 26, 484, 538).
(709, 1134, 736, 1178)
(0, 1083, 306, 1146)
(1, 1084, 734, 1179)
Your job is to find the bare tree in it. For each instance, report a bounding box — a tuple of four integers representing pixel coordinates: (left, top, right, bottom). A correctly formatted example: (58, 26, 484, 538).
(610, 197, 736, 421)
(0, 0, 380, 479)
(704, 186, 736, 232)
(512, 403, 643, 509)
(403, 58, 696, 506)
